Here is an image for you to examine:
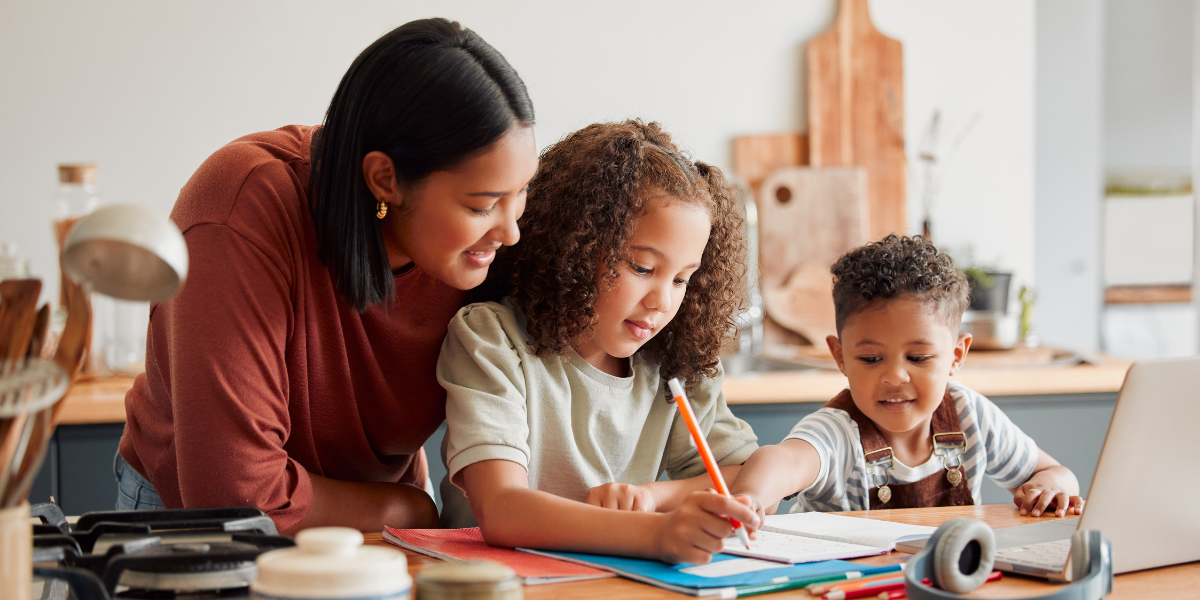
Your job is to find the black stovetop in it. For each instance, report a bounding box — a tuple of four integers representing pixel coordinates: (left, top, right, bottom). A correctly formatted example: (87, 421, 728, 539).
(30, 503, 293, 600)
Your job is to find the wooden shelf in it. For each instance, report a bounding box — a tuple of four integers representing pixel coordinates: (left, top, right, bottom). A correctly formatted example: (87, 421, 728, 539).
(1105, 285, 1193, 304)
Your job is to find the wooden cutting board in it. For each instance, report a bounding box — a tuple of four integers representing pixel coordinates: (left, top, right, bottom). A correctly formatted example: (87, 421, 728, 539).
(808, 0, 906, 241)
(731, 133, 809, 197)
(757, 166, 869, 344)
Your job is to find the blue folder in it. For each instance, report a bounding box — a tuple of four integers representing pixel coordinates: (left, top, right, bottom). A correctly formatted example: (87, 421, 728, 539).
(519, 549, 867, 596)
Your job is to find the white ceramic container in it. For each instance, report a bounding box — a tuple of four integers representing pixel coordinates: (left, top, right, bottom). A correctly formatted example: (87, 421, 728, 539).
(252, 527, 411, 600)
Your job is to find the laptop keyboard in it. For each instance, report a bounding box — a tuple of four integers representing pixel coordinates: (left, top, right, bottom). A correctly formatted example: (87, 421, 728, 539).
(995, 538, 1071, 570)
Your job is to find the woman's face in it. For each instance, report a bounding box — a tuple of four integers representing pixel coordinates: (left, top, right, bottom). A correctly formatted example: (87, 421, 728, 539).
(572, 193, 712, 377)
(376, 125, 538, 290)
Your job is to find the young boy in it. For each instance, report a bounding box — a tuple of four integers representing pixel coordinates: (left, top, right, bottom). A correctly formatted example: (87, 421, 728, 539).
(732, 235, 1085, 517)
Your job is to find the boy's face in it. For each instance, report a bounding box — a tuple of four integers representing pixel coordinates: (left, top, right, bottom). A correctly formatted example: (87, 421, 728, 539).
(826, 295, 972, 439)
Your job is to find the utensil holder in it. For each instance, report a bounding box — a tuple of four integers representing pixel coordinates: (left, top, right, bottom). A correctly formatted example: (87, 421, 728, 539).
(1, 501, 32, 600)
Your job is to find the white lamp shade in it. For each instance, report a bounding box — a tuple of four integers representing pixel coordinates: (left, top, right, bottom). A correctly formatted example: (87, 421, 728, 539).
(62, 204, 188, 303)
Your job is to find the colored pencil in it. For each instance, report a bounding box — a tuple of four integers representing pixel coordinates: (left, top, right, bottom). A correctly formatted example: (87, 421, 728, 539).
(808, 570, 906, 594)
(667, 378, 750, 548)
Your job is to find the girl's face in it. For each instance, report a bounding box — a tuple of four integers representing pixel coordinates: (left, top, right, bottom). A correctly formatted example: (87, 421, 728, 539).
(377, 125, 538, 290)
(572, 193, 712, 377)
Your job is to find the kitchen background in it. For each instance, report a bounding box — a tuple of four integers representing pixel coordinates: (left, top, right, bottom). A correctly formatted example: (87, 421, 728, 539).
(2, 0, 1196, 359)
(0, 1, 1197, 513)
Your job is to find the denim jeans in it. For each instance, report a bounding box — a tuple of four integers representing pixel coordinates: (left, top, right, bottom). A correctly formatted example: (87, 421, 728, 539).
(113, 450, 164, 511)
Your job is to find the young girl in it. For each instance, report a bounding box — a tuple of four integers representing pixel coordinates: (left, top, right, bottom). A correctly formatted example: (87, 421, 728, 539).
(437, 120, 760, 564)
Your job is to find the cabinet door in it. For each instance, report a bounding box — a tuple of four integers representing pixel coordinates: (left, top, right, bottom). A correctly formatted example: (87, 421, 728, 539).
(56, 424, 124, 515)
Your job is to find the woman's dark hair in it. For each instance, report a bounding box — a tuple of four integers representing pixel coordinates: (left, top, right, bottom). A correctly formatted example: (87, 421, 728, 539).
(831, 234, 970, 333)
(484, 120, 747, 384)
(310, 18, 534, 312)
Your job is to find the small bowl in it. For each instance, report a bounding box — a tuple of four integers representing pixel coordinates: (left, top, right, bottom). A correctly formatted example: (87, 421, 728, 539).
(960, 311, 1019, 350)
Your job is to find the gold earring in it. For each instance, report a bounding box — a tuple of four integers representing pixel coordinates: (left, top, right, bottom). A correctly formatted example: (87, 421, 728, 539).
(375, 198, 388, 219)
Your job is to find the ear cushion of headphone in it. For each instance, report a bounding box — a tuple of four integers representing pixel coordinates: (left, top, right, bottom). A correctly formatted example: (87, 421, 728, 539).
(1069, 529, 1091, 582)
(931, 518, 997, 593)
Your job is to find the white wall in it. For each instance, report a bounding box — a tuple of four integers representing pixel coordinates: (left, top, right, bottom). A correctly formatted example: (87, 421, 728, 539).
(1106, 0, 1194, 174)
(0, 0, 1035, 308)
(1035, 0, 1105, 352)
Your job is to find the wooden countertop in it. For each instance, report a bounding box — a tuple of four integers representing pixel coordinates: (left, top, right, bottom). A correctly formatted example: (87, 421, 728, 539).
(55, 357, 1132, 425)
(368, 504, 1199, 599)
(723, 355, 1132, 404)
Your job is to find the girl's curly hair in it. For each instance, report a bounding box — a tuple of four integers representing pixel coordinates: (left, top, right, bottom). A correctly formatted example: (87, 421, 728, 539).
(484, 120, 747, 384)
(831, 234, 970, 333)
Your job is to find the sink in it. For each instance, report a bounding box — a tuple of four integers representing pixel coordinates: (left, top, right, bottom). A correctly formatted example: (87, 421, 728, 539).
(722, 354, 815, 376)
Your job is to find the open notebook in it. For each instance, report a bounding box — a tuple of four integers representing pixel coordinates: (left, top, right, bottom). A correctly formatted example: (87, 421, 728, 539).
(722, 512, 935, 564)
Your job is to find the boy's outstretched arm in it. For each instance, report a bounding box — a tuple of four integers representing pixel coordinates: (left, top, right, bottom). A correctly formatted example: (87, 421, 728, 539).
(1010, 448, 1084, 517)
(729, 439, 823, 523)
(461, 459, 761, 565)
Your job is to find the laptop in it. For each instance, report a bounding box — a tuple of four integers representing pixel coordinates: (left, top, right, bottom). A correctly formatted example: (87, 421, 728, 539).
(898, 356, 1200, 580)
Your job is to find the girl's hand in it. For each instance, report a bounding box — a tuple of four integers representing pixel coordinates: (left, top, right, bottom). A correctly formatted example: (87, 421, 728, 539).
(1013, 477, 1085, 517)
(653, 491, 761, 564)
(585, 483, 658, 512)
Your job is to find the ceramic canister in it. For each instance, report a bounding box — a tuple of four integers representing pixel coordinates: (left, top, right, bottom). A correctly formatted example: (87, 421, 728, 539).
(252, 527, 411, 600)
(415, 561, 522, 600)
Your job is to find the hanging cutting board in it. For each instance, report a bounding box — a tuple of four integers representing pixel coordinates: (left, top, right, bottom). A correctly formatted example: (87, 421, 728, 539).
(757, 166, 869, 345)
(807, 0, 906, 241)
(732, 133, 809, 197)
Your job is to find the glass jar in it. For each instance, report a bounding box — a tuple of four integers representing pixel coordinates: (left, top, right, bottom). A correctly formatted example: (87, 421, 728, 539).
(0, 242, 31, 281)
(52, 163, 150, 376)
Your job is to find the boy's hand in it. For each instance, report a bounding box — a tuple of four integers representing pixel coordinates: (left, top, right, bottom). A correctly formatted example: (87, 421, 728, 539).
(585, 483, 658, 512)
(653, 491, 761, 565)
(733, 493, 765, 539)
(1013, 476, 1085, 517)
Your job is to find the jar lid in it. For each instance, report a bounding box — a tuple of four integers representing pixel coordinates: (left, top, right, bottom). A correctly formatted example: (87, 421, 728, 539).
(252, 527, 410, 599)
(58, 164, 96, 185)
(416, 561, 517, 585)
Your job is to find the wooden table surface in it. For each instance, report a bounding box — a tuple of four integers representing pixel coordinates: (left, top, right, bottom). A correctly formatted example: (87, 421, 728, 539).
(367, 504, 1200, 599)
(55, 357, 1131, 425)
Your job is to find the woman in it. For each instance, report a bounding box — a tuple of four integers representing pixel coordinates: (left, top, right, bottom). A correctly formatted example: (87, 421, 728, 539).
(115, 18, 537, 534)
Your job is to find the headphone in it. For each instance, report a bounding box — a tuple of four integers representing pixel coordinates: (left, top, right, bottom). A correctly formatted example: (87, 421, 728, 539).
(904, 518, 1113, 600)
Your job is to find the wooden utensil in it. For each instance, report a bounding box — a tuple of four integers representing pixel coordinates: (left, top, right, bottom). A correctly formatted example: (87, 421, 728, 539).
(25, 304, 49, 361)
(808, 0, 907, 241)
(0, 359, 67, 507)
(756, 166, 870, 345)
(0, 279, 43, 361)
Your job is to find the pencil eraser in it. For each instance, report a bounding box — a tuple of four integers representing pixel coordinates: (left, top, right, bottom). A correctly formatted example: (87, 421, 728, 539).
(667, 378, 685, 398)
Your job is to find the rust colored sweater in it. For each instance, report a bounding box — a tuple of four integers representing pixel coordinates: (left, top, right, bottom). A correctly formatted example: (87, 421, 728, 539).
(119, 125, 463, 531)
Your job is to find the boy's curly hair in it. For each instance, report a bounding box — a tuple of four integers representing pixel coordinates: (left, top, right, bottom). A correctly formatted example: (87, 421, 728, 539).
(831, 234, 969, 333)
(485, 120, 747, 384)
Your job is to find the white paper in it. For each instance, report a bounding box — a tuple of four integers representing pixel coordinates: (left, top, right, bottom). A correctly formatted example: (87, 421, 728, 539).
(721, 531, 887, 564)
(679, 557, 788, 577)
(763, 512, 935, 549)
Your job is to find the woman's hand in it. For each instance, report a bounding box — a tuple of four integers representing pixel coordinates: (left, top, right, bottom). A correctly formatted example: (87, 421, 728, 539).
(585, 483, 658, 512)
(652, 490, 761, 565)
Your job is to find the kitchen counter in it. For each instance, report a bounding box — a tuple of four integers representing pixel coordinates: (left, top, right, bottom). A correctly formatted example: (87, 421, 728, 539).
(56, 357, 1132, 425)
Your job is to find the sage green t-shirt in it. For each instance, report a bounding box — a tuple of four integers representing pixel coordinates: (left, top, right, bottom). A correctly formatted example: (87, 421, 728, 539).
(437, 298, 759, 528)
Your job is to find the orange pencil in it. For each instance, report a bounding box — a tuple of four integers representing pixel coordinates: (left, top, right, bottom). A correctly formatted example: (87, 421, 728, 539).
(666, 377, 751, 549)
